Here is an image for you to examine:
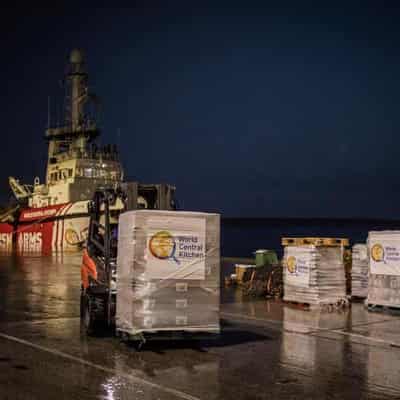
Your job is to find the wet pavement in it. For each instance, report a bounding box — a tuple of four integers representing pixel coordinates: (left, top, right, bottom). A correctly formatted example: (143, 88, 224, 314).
(0, 254, 400, 399)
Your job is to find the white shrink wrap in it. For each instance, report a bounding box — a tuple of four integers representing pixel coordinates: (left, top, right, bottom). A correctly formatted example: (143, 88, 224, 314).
(367, 231, 400, 307)
(283, 245, 347, 305)
(116, 210, 220, 335)
(351, 244, 368, 298)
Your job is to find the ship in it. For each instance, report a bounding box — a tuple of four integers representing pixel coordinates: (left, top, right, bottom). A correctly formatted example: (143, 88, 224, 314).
(0, 49, 176, 253)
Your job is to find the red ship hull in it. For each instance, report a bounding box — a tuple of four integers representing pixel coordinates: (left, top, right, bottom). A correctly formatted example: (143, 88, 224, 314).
(0, 202, 90, 254)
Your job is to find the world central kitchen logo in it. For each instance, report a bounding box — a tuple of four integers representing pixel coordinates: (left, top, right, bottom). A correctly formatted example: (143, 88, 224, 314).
(370, 243, 400, 264)
(286, 256, 297, 274)
(371, 244, 385, 262)
(149, 231, 204, 264)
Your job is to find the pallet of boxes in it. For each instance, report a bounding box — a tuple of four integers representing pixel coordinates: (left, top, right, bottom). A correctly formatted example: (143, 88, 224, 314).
(282, 237, 349, 310)
(116, 210, 220, 344)
(351, 243, 368, 300)
(367, 231, 400, 314)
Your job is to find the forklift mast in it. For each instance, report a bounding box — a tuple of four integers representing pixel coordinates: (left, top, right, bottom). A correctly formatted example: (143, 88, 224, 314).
(87, 181, 176, 271)
(81, 181, 177, 335)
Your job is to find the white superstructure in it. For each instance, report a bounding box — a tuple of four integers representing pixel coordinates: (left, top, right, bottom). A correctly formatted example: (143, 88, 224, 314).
(9, 49, 123, 208)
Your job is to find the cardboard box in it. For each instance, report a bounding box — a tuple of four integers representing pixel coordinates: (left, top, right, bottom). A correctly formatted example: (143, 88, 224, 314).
(116, 210, 220, 335)
(282, 245, 347, 305)
(367, 231, 400, 307)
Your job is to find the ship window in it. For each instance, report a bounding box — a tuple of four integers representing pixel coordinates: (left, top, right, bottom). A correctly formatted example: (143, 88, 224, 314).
(84, 168, 93, 178)
(68, 169, 73, 177)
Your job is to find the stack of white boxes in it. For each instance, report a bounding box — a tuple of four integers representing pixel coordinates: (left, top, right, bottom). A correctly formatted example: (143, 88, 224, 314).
(283, 244, 347, 306)
(351, 244, 368, 298)
(367, 231, 400, 308)
(116, 210, 220, 335)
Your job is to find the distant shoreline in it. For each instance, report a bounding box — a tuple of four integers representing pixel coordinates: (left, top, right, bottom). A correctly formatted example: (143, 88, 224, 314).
(220, 217, 400, 257)
(222, 217, 400, 226)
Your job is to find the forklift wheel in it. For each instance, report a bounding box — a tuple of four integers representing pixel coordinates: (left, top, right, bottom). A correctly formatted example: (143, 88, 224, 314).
(80, 288, 85, 318)
(81, 293, 106, 336)
(118, 331, 146, 350)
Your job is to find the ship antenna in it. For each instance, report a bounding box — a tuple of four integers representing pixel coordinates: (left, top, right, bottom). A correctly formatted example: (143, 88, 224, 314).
(117, 127, 121, 149)
(47, 96, 51, 128)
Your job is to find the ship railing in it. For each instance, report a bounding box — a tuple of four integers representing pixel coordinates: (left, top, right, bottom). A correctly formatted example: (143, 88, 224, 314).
(55, 148, 120, 162)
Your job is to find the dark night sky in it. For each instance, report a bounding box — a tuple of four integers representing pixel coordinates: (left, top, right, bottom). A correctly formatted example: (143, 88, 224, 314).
(2, 1, 400, 218)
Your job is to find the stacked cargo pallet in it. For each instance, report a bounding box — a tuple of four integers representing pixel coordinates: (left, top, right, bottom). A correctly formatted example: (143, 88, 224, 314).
(282, 237, 348, 308)
(351, 244, 368, 298)
(116, 210, 220, 336)
(367, 231, 400, 311)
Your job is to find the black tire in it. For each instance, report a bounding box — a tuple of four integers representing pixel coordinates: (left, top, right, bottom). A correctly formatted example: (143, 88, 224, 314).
(118, 332, 146, 351)
(82, 293, 107, 336)
(80, 287, 85, 318)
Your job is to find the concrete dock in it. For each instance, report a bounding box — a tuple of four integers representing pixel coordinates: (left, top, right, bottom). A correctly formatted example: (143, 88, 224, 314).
(0, 254, 399, 399)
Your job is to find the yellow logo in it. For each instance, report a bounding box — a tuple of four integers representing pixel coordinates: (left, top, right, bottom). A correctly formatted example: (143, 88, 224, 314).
(371, 244, 384, 262)
(286, 256, 297, 273)
(149, 231, 177, 262)
(65, 229, 80, 245)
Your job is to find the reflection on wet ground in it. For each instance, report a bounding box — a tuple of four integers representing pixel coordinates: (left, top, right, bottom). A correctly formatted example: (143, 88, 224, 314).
(0, 254, 399, 399)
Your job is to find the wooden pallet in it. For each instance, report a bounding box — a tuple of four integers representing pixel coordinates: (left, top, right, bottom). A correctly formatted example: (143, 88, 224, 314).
(351, 295, 367, 303)
(367, 303, 400, 316)
(242, 264, 283, 298)
(235, 264, 256, 284)
(116, 329, 220, 349)
(282, 300, 312, 310)
(282, 237, 349, 247)
(283, 298, 350, 311)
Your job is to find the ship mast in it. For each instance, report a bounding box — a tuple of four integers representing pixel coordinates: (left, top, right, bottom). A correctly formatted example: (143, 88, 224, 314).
(9, 49, 123, 209)
(45, 49, 99, 177)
